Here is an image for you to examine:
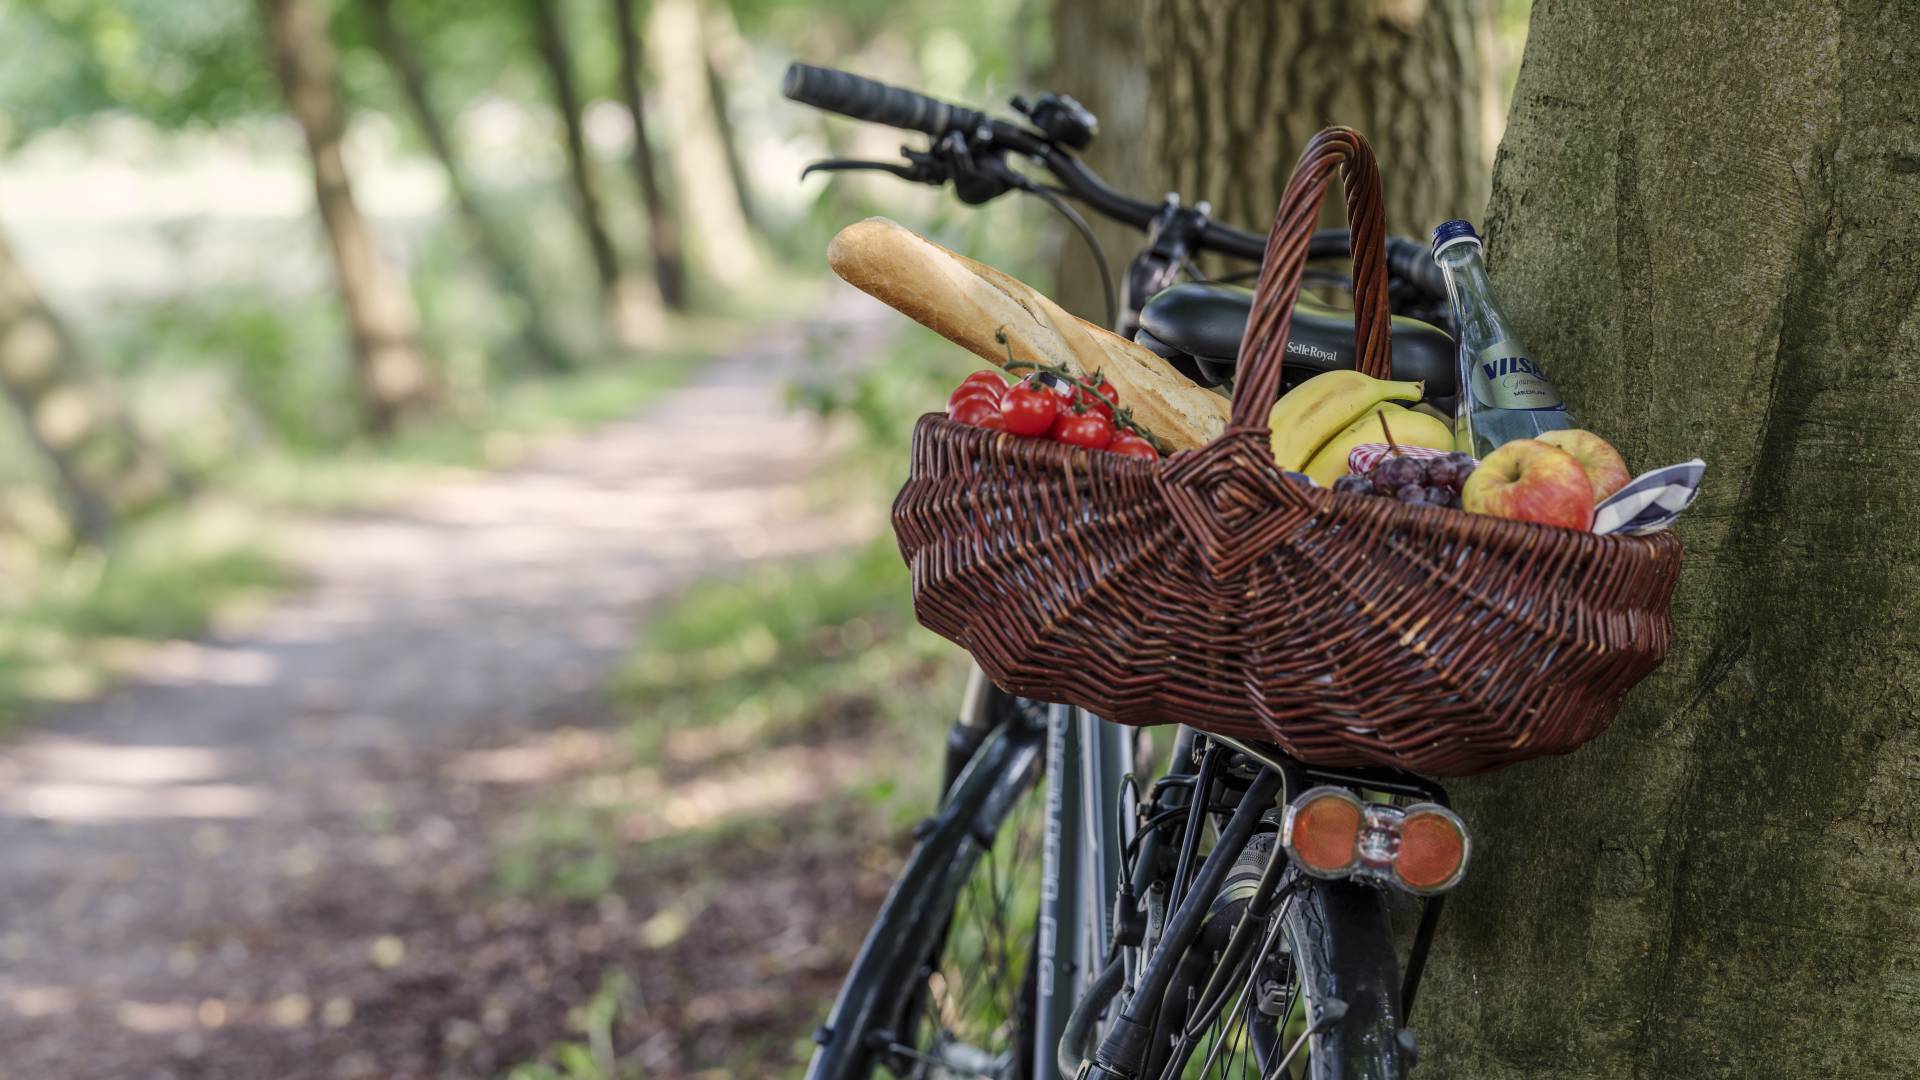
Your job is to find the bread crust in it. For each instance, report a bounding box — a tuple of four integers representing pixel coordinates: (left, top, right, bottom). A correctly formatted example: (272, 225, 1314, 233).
(828, 217, 1230, 450)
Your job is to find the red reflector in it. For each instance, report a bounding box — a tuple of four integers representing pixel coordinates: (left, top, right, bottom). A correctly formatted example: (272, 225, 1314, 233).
(1288, 790, 1362, 874)
(1395, 808, 1468, 893)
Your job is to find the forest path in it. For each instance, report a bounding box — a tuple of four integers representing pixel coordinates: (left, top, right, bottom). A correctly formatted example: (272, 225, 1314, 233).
(0, 295, 892, 1079)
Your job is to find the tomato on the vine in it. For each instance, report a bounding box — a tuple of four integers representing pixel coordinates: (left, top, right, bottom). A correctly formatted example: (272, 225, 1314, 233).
(999, 384, 1059, 436)
(1077, 378, 1119, 421)
(947, 384, 998, 412)
(974, 410, 1008, 432)
(949, 396, 1001, 427)
(1053, 410, 1114, 451)
(1108, 431, 1159, 460)
(959, 370, 1008, 398)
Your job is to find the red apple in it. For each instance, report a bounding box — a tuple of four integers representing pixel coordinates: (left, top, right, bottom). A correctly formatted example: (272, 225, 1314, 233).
(1535, 429, 1631, 501)
(1460, 439, 1596, 530)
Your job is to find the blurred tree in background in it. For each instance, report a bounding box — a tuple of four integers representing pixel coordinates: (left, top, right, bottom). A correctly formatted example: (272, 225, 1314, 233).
(525, 0, 657, 347)
(260, 0, 440, 432)
(362, 0, 574, 370)
(608, 0, 688, 311)
(0, 225, 182, 545)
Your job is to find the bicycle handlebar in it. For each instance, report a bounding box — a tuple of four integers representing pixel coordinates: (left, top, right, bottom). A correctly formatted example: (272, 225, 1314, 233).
(782, 62, 1450, 299)
(783, 63, 986, 138)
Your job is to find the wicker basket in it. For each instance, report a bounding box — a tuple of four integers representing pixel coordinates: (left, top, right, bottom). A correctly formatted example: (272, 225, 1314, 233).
(891, 127, 1682, 776)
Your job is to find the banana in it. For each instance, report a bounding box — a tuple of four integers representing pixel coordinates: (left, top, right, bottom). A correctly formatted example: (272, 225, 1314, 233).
(1267, 370, 1425, 471)
(1302, 404, 1455, 485)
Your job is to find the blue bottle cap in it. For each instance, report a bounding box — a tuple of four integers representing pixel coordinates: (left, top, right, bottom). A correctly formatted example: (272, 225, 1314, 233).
(1431, 219, 1481, 258)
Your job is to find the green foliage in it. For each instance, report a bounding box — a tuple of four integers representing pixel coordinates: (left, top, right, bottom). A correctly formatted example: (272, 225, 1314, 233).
(0, 0, 273, 145)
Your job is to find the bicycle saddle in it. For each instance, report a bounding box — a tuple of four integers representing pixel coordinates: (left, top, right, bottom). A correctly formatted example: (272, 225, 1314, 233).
(1134, 283, 1459, 414)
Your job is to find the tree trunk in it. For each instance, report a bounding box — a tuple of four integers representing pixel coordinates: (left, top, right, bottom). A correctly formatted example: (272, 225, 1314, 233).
(259, 0, 436, 434)
(1418, 2, 1920, 1076)
(1142, 0, 1492, 241)
(1047, 0, 1149, 322)
(0, 227, 182, 546)
(699, 0, 761, 233)
(608, 0, 688, 311)
(526, 0, 655, 347)
(648, 0, 758, 288)
(363, 0, 573, 370)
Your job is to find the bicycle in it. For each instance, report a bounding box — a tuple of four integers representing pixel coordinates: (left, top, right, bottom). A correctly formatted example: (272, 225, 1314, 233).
(784, 62, 1472, 1080)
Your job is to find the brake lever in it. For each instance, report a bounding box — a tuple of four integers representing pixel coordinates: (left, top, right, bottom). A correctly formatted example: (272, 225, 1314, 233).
(799, 157, 925, 182)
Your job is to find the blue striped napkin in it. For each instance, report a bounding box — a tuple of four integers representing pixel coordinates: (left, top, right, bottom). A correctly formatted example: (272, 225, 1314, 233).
(1592, 459, 1705, 535)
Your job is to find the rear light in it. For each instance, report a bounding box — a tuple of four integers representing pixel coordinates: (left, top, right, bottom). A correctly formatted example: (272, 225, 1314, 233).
(1283, 787, 1363, 876)
(1392, 804, 1469, 894)
(1280, 788, 1470, 895)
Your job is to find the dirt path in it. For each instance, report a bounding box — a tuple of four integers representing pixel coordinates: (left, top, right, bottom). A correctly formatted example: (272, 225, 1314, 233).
(0, 296, 893, 1079)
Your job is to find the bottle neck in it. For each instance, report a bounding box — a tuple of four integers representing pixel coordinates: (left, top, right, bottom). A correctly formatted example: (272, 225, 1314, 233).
(1436, 243, 1522, 347)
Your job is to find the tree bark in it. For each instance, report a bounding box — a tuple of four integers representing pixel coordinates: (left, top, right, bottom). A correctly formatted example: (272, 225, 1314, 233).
(259, 0, 436, 434)
(526, 0, 655, 347)
(1047, 0, 1149, 322)
(363, 0, 573, 370)
(1417, 2, 1920, 1076)
(608, 0, 688, 311)
(1142, 0, 1492, 241)
(0, 226, 181, 546)
(648, 0, 758, 288)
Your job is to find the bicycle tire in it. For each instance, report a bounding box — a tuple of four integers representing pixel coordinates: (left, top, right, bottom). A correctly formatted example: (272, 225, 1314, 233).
(807, 715, 1046, 1080)
(1282, 878, 1407, 1080)
(1145, 867, 1407, 1080)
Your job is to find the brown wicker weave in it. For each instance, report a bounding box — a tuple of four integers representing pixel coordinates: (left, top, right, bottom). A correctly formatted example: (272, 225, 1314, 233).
(892, 127, 1682, 776)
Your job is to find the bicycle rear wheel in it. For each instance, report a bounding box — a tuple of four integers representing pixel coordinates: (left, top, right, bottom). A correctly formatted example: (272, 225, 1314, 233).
(1144, 840, 1408, 1080)
(807, 708, 1046, 1079)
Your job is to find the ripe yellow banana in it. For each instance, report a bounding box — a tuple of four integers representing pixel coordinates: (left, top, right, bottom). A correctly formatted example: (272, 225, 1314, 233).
(1302, 404, 1455, 485)
(1267, 370, 1425, 471)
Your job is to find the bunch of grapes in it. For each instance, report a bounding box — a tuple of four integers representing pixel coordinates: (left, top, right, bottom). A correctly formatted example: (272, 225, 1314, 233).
(1332, 452, 1477, 508)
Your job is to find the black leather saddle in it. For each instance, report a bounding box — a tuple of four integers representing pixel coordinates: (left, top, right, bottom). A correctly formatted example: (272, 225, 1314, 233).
(1134, 283, 1459, 414)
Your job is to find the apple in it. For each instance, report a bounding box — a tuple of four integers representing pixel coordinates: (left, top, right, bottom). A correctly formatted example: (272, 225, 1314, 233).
(1460, 439, 1596, 530)
(1535, 429, 1631, 501)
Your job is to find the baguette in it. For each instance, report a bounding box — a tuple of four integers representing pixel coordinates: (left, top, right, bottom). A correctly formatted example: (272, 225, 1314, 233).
(827, 217, 1230, 451)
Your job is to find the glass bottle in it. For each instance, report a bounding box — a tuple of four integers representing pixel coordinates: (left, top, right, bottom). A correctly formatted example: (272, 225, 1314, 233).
(1431, 219, 1574, 457)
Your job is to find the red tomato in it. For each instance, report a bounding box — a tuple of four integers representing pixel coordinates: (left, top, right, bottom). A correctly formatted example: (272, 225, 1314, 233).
(1053, 410, 1114, 451)
(1108, 432, 1159, 460)
(948, 385, 999, 413)
(1078, 379, 1119, 421)
(974, 410, 1008, 431)
(999, 384, 1059, 436)
(949, 396, 1000, 427)
(959, 370, 1008, 398)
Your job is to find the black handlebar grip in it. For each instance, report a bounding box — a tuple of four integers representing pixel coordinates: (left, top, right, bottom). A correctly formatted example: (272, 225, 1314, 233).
(783, 62, 986, 138)
(1386, 236, 1450, 302)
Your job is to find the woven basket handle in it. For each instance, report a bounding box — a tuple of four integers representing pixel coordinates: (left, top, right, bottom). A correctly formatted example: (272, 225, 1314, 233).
(1227, 127, 1395, 435)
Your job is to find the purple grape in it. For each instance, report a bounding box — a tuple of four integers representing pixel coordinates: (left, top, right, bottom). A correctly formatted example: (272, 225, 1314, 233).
(1443, 453, 1478, 490)
(1374, 456, 1426, 494)
(1425, 485, 1459, 507)
(1395, 483, 1427, 503)
(1424, 456, 1461, 488)
(1332, 474, 1372, 496)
